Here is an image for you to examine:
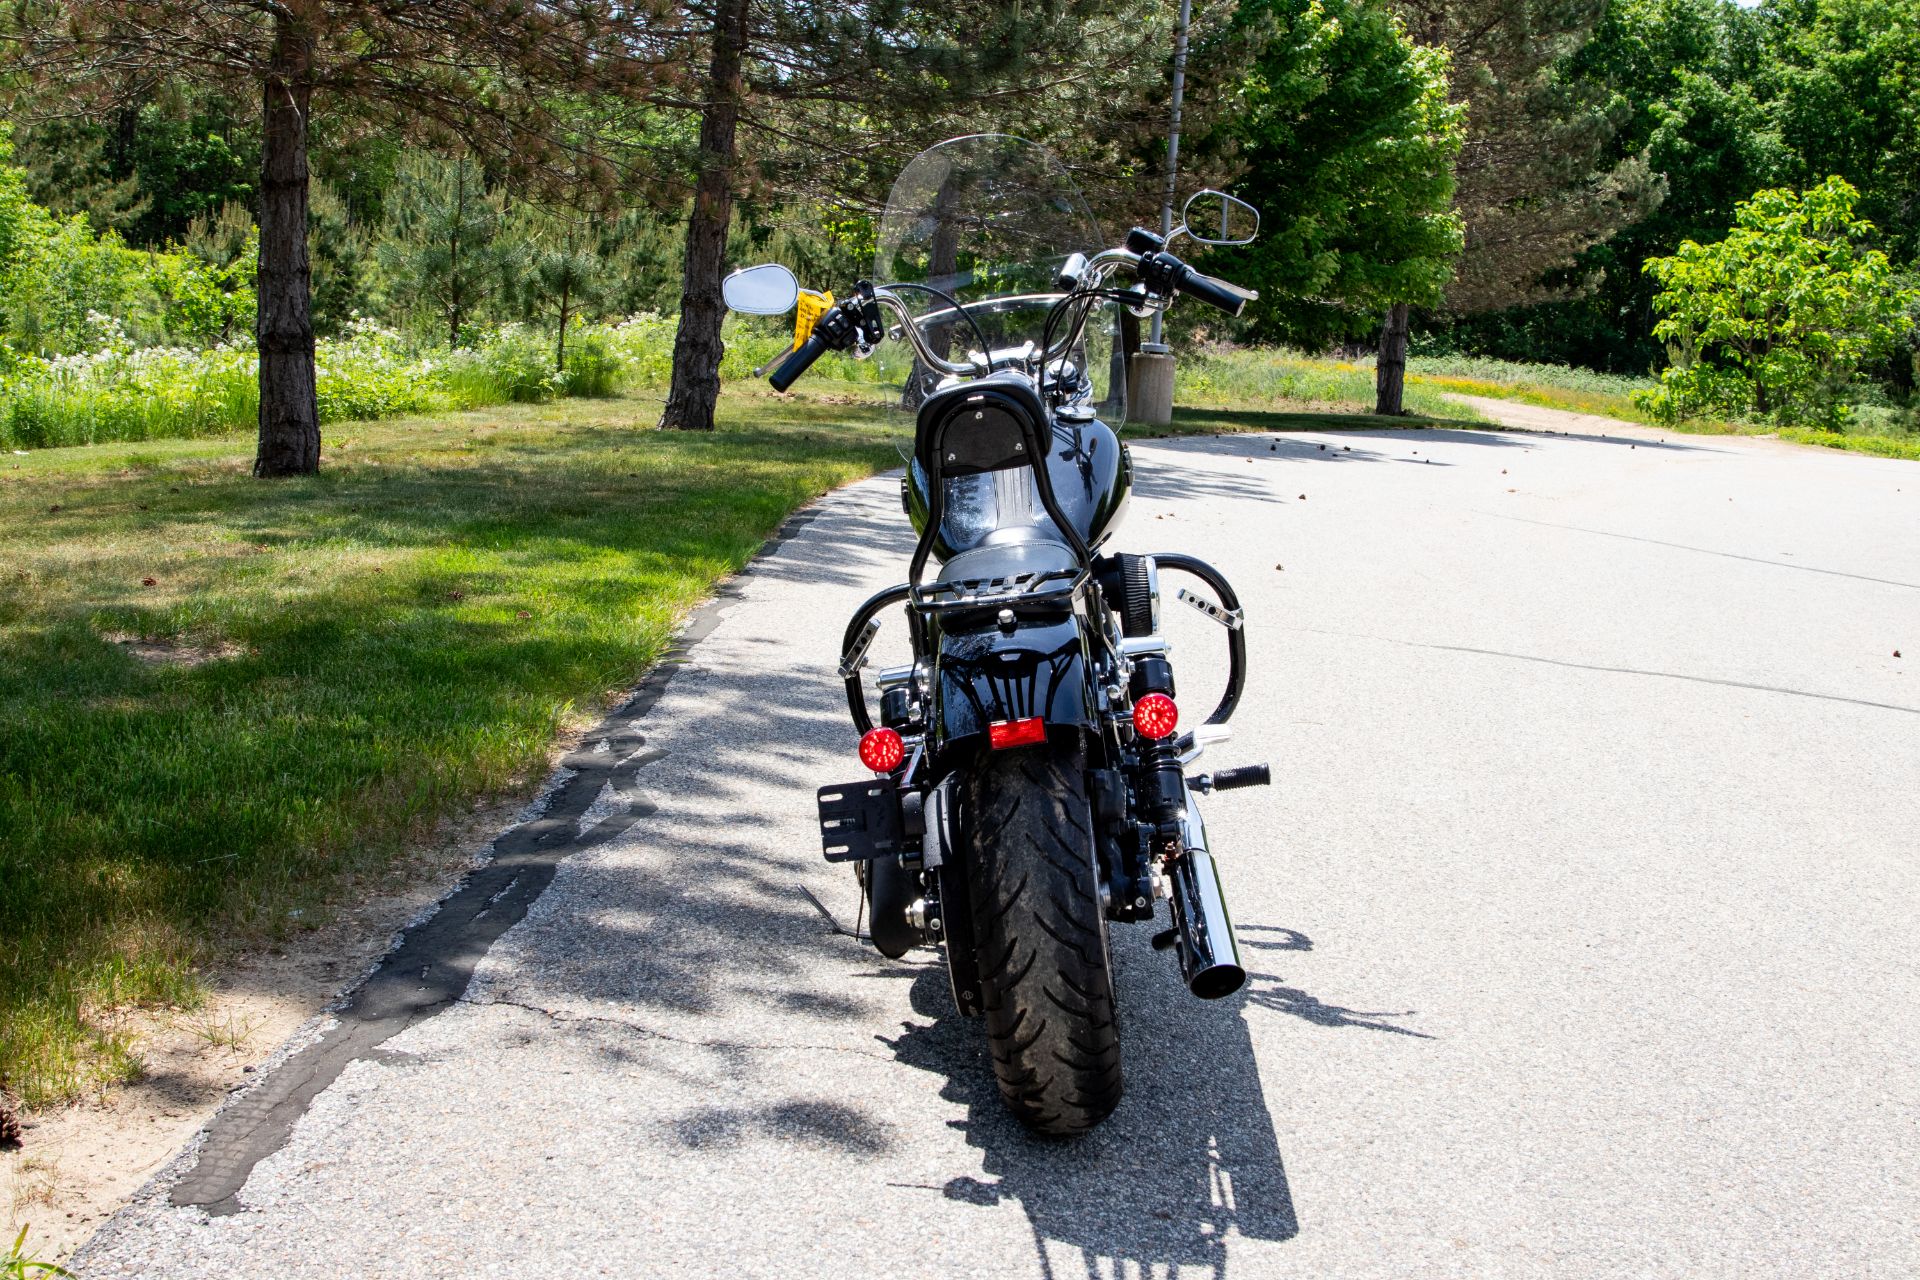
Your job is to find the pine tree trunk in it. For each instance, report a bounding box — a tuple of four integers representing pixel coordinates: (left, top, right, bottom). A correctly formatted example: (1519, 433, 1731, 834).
(253, 12, 320, 477)
(1375, 302, 1410, 416)
(448, 162, 465, 349)
(659, 0, 749, 432)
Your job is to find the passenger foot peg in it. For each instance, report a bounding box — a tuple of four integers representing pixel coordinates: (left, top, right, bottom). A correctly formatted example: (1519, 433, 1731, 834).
(1186, 763, 1271, 794)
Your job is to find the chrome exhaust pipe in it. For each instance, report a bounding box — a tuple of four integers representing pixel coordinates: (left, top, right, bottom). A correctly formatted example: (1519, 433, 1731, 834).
(1168, 800, 1246, 999)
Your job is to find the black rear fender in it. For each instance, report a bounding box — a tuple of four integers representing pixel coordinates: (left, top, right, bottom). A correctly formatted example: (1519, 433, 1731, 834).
(929, 614, 1097, 763)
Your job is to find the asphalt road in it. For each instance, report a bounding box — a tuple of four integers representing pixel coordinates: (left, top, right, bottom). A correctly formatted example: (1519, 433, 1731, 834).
(79, 410, 1920, 1278)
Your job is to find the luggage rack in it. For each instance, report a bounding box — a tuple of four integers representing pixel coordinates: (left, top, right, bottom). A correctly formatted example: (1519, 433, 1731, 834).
(909, 566, 1087, 614)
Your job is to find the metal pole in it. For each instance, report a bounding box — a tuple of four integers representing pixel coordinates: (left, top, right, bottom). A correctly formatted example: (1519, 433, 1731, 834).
(1150, 0, 1192, 347)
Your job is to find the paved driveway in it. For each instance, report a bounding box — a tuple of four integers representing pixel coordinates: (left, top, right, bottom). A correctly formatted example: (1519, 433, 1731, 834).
(79, 411, 1920, 1278)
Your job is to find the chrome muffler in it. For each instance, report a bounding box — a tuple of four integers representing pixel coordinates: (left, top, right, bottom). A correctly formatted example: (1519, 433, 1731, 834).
(1167, 798, 1246, 999)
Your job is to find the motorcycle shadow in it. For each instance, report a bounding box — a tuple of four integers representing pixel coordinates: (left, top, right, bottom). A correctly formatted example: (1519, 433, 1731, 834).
(883, 929, 1298, 1276)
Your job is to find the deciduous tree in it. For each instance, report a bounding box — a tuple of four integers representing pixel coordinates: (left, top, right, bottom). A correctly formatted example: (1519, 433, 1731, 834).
(1213, 0, 1463, 390)
(1637, 176, 1916, 427)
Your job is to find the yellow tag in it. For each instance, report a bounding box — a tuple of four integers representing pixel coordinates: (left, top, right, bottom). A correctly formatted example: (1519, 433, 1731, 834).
(793, 290, 834, 350)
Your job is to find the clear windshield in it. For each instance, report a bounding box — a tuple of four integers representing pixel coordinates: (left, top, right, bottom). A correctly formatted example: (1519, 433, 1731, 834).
(874, 135, 1122, 410)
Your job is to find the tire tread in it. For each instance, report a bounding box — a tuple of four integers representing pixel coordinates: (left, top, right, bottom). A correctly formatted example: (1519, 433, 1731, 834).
(963, 744, 1122, 1135)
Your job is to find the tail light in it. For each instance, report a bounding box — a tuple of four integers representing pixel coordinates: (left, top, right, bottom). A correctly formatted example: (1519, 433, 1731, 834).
(1132, 692, 1178, 740)
(988, 716, 1047, 750)
(858, 726, 905, 772)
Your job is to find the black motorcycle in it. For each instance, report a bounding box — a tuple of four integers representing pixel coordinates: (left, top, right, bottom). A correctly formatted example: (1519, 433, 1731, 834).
(723, 134, 1269, 1136)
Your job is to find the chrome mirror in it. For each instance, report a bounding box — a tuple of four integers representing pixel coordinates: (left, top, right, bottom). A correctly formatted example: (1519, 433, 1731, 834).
(721, 263, 799, 315)
(1180, 190, 1260, 246)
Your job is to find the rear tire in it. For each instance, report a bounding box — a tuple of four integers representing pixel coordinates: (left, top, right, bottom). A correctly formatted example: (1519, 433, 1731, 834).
(963, 742, 1122, 1135)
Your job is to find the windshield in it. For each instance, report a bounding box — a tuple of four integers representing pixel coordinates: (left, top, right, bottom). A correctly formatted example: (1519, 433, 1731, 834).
(874, 134, 1122, 410)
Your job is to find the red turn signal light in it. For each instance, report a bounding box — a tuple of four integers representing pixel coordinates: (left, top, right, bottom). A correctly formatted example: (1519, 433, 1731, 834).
(1132, 692, 1179, 740)
(858, 727, 905, 772)
(988, 716, 1047, 750)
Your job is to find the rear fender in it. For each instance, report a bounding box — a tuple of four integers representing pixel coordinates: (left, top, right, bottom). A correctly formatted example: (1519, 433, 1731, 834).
(928, 615, 1097, 763)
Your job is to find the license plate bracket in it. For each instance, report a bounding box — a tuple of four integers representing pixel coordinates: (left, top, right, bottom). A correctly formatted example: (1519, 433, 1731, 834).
(818, 779, 905, 862)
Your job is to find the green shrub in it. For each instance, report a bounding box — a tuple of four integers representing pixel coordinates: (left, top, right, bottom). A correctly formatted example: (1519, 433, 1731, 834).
(466, 323, 559, 403)
(558, 330, 619, 398)
(1638, 177, 1917, 429)
(314, 318, 441, 423)
(0, 343, 257, 448)
(601, 312, 678, 388)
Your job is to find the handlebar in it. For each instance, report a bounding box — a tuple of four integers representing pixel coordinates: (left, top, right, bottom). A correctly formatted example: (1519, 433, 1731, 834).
(760, 246, 1257, 391)
(1138, 249, 1258, 318)
(1174, 265, 1257, 317)
(769, 330, 832, 393)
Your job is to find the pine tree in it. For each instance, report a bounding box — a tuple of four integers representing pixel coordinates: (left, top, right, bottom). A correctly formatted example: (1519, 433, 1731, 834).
(8, 2, 669, 475)
(375, 154, 513, 349)
(1374, 0, 1665, 410)
(515, 209, 608, 375)
(655, 0, 1169, 432)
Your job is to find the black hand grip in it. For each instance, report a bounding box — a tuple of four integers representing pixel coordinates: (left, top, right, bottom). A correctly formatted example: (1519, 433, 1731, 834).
(769, 331, 831, 392)
(1176, 266, 1256, 318)
(1211, 764, 1271, 791)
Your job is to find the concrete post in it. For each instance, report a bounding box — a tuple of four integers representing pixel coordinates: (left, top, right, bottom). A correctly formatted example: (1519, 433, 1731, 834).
(1128, 343, 1175, 426)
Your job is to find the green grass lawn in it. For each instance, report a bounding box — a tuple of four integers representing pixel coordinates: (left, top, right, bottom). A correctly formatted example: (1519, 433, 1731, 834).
(0, 386, 906, 1106)
(1398, 355, 1920, 462)
(1163, 404, 1483, 436)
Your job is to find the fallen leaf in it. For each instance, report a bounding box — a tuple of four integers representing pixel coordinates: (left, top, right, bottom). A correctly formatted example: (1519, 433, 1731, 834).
(1274, 563, 1284, 571)
(1297, 493, 1307, 500)
(141, 577, 157, 587)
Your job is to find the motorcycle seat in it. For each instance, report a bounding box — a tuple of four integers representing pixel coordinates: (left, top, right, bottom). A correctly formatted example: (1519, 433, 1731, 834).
(937, 537, 1081, 586)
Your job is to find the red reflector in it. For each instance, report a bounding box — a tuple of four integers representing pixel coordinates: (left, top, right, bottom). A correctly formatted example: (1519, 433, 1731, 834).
(858, 727, 905, 772)
(1132, 692, 1179, 740)
(988, 716, 1047, 750)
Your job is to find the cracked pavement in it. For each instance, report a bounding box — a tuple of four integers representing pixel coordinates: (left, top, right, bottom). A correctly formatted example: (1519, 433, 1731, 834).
(77, 416, 1920, 1278)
